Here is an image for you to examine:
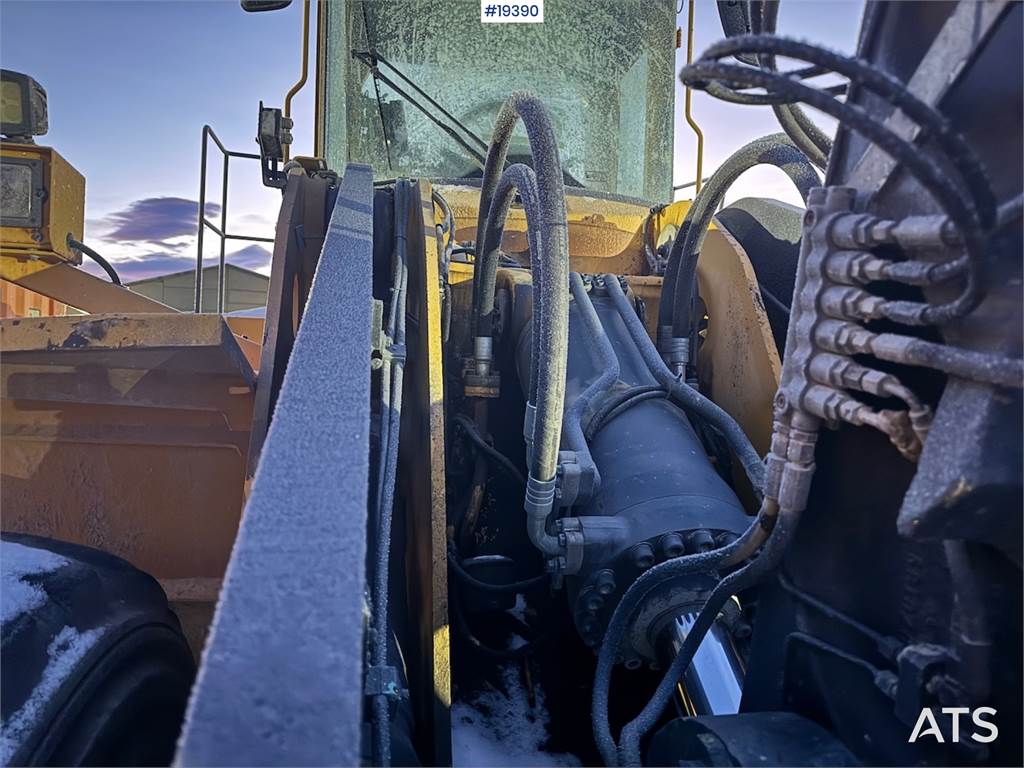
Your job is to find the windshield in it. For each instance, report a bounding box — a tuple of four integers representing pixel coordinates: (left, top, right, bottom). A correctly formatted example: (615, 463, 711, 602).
(322, 0, 676, 202)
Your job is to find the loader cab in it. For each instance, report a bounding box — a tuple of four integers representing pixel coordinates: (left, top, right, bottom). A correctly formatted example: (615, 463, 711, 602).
(318, 0, 677, 202)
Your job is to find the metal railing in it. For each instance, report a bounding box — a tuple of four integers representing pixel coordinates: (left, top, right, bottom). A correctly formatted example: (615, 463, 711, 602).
(195, 125, 275, 313)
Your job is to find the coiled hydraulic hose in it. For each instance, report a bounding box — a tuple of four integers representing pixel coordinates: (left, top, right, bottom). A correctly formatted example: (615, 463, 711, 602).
(605, 276, 766, 493)
(683, 36, 997, 325)
(657, 133, 819, 352)
(470, 92, 570, 557)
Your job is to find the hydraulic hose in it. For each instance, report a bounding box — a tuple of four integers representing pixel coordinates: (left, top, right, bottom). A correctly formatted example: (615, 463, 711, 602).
(657, 134, 819, 348)
(615, 501, 803, 765)
(560, 273, 622, 501)
(470, 93, 570, 504)
(67, 237, 122, 286)
(604, 276, 767, 494)
(370, 180, 411, 768)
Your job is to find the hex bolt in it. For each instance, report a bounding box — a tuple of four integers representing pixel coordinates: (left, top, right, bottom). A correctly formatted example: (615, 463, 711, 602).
(624, 658, 642, 671)
(688, 529, 715, 553)
(595, 569, 617, 596)
(632, 543, 655, 569)
(660, 533, 685, 558)
(585, 593, 604, 612)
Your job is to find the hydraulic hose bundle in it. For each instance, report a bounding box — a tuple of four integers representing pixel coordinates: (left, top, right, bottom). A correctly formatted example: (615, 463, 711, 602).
(681, 34, 998, 326)
(469, 92, 570, 558)
(657, 133, 819, 376)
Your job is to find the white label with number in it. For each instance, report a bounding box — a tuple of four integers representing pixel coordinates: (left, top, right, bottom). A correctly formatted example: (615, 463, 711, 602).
(481, 1, 544, 23)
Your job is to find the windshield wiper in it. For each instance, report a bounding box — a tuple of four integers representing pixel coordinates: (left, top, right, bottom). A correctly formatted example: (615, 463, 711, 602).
(352, 48, 490, 171)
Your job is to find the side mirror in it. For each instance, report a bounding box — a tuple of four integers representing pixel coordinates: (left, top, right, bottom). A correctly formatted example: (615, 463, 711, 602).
(715, 1, 759, 65)
(240, 0, 292, 11)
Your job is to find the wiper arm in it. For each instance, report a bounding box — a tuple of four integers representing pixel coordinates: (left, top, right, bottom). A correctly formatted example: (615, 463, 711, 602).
(353, 48, 490, 171)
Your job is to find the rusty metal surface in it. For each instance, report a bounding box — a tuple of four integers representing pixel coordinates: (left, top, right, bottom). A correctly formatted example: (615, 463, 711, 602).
(403, 181, 452, 765)
(1, 313, 254, 582)
(6, 263, 177, 314)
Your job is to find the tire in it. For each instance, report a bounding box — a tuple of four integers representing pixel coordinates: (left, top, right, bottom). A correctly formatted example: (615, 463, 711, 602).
(1, 533, 196, 766)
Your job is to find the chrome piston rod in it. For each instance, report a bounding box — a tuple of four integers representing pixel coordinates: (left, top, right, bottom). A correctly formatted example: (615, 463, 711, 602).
(661, 610, 745, 715)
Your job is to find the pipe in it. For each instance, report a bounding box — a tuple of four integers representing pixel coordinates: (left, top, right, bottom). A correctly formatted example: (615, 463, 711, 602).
(282, 0, 311, 162)
(560, 273, 622, 501)
(657, 133, 819, 349)
(604, 275, 767, 494)
(67, 237, 121, 286)
(684, 0, 705, 194)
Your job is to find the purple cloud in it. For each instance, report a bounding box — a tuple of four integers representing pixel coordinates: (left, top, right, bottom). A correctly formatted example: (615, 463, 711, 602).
(101, 197, 219, 243)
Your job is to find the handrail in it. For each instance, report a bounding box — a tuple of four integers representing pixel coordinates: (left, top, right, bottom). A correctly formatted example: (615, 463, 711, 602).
(283, 0, 311, 162)
(684, 0, 705, 193)
(195, 125, 274, 314)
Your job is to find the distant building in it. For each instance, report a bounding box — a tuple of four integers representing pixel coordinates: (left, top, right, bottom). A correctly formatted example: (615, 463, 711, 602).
(129, 264, 269, 313)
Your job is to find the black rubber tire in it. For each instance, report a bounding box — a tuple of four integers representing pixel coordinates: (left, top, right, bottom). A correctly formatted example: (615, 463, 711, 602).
(1, 534, 196, 767)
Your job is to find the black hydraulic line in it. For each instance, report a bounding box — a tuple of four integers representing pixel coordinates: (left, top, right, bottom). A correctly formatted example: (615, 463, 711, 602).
(470, 96, 570, 558)
(701, 35, 997, 231)
(561, 273, 622, 501)
(615, 500, 803, 765)
(777, 571, 900, 660)
(452, 413, 526, 486)
(754, 2, 833, 169)
(684, 61, 985, 326)
(370, 180, 411, 768)
(603, 277, 766, 494)
(684, 39, 998, 325)
(449, 585, 550, 660)
(758, 282, 791, 315)
(446, 544, 548, 594)
(67, 237, 121, 285)
(590, 506, 772, 765)
(657, 133, 818, 342)
(783, 631, 890, 680)
(471, 94, 570, 450)
(584, 385, 666, 441)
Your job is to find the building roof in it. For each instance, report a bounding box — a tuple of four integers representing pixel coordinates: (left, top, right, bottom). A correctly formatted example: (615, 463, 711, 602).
(127, 262, 269, 287)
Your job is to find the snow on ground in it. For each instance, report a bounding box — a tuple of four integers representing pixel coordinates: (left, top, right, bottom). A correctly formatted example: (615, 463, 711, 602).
(452, 663, 581, 767)
(1, 542, 70, 626)
(0, 625, 103, 764)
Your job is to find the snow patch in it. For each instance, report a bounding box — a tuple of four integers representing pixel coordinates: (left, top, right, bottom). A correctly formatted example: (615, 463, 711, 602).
(1, 542, 70, 626)
(0, 625, 102, 764)
(452, 664, 580, 767)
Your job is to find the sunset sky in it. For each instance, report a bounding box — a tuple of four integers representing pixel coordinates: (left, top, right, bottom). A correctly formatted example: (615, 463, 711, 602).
(1, 0, 863, 283)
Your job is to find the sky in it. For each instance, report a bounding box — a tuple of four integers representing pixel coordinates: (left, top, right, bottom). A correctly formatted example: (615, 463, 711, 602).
(0, 0, 863, 283)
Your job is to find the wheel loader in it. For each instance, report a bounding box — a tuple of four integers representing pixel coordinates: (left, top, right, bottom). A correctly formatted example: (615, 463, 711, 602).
(1, 1, 1021, 765)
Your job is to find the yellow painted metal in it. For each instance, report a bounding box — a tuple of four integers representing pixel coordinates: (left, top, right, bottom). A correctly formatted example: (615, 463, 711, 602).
(433, 185, 697, 277)
(402, 181, 453, 765)
(7, 262, 177, 314)
(0, 143, 85, 271)
(625, 228, 780, 463)
(1, 313, 254, 586)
